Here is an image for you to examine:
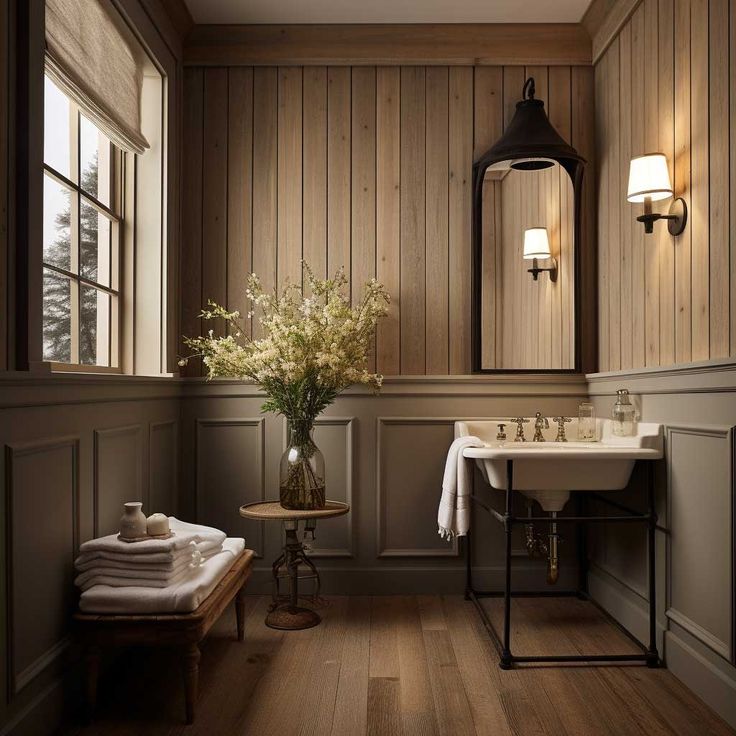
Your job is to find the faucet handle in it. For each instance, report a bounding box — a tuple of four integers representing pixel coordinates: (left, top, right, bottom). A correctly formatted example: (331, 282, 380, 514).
(510, 417, 528, 442)
(496, 423, 507, 441)
(552, 416, 572, 442)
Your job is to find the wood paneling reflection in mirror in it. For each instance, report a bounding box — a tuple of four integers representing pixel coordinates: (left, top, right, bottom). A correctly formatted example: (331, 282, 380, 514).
(480, 161, 575, 370)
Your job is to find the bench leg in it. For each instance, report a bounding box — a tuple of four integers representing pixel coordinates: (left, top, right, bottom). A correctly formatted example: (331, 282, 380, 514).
(84, 645, 101, 723)
(183, 643, 201, 725)
(236, 588, 245, 642)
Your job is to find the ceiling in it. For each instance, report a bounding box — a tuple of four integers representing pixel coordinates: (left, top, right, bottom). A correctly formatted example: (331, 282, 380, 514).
(184, 0, 593, 25)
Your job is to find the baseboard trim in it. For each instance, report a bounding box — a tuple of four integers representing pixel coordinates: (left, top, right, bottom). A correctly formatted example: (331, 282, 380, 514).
(587, 566, 664, 650)
(666, 630, 736, 730)
(0, 678, 66, 736)
(247, 563, 579, 595)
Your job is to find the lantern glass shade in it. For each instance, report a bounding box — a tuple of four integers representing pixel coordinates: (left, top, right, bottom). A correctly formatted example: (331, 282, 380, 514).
(523, 227, 551, 260)
(627, 153, 673, 202)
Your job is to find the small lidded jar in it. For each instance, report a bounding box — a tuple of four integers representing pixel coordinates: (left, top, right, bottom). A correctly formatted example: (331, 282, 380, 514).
(612, 388, 636, 437)
(578, 402, 596, 441)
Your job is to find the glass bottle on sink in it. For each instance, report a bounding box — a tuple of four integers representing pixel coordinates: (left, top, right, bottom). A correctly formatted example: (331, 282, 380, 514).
(612, 389, 636, 437)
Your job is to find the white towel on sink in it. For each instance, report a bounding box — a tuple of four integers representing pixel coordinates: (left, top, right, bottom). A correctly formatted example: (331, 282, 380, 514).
(438, 435, 483, 539)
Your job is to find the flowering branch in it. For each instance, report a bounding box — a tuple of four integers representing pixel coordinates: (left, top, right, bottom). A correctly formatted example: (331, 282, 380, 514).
(180, 264, 390, 423)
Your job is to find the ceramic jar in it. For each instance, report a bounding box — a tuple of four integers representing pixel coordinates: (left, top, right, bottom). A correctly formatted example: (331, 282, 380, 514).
(119, 502, 147, 539)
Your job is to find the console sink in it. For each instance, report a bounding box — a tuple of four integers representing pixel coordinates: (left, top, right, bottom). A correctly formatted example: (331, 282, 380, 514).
(456, 418, 664, 512)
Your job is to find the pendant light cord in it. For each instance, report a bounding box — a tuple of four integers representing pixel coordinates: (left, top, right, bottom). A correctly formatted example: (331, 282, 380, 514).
(523, 77, 536, 100)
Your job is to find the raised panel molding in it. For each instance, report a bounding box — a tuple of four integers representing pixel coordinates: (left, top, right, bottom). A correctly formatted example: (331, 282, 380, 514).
(195, 418, 265, 556)
(665, 423, 735, 663)
(93, 425, 144, 537)
(281, 417, 355, 558)
(149, 420, 179, 516)
(4, 436, 80, 698)
(376, 417, 459, 558)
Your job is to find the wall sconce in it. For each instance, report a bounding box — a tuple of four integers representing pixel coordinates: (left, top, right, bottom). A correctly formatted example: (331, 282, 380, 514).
(627, 153, 687, 235)
(523, 227, 557, 282)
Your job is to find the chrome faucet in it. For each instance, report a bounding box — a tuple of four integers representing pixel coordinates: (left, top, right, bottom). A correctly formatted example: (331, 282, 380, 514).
(510, 417, 528, 442)
(532, 412, 549, 442)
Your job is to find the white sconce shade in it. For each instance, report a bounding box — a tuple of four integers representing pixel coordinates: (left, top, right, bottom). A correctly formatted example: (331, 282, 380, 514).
(523, 227, 551, 260)
(627, 153, 673, 203)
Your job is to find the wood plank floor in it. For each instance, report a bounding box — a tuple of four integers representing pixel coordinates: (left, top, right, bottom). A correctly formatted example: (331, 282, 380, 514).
(67, 595, 735, 736)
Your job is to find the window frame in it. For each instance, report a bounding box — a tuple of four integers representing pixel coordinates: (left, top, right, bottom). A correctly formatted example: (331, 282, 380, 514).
(41, 77, 124, 372)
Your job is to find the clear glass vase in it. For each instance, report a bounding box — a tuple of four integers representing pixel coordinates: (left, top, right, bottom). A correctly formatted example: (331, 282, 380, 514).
(279, 420, 326, 510)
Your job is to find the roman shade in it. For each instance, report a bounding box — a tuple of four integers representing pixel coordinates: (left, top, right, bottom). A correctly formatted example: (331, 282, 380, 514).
(45, 0, 149, 154)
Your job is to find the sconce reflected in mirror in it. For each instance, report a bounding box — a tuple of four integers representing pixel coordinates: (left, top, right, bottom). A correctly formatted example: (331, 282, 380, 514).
(523, 227, 558, 282)
(627, 153, 687, 235)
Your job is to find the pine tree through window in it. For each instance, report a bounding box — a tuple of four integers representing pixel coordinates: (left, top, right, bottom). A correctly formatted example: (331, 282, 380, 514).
(42, 75, 121, 368)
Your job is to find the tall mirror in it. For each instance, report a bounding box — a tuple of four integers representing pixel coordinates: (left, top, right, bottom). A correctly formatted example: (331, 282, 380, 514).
(472, 78, 585, 373)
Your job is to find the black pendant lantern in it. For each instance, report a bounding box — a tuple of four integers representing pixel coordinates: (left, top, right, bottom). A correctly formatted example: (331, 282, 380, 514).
(478, 78, 584, 176)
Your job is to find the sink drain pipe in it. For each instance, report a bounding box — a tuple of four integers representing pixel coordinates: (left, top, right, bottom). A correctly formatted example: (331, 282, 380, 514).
(547, 512, 559, 584)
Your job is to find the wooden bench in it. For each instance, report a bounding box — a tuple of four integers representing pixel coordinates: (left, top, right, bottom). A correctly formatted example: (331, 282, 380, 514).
(74, 548, 254, 724)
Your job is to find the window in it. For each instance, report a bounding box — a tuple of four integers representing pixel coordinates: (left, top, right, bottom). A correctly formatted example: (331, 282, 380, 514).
(42, 74, 121, 368)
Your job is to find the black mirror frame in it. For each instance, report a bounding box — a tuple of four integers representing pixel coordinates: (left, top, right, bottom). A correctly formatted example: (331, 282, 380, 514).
(471, 151, 586, 374)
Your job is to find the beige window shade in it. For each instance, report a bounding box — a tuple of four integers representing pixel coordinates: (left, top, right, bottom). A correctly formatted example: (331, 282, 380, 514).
(45, 0, 149, 154)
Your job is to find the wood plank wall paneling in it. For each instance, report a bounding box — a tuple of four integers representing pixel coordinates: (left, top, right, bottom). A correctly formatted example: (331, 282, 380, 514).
(181, 65, 594, 375)
(595, 0, 736, 371)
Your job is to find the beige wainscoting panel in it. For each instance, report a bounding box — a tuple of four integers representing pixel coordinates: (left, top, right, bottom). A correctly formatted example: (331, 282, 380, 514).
(94, 425, 143, 537)
(376, 418, 459, 558)
(149, 420, 179, 516)
(595, 0, 736, 371)
(181, 64, 596, 375)
(666, 424, 734, 661)
(5, 437, 79, 696)
(195, 418, 265, 556)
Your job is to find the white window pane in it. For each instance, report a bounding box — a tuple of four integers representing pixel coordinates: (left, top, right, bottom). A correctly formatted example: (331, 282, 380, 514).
(44, 75, 71, 178)
(43, 174, 73, 271)
(43, 268, 72, 362)
(80, 285, 110, 366)
(80, 114, 111, 206)
(80, 198, 111, 287)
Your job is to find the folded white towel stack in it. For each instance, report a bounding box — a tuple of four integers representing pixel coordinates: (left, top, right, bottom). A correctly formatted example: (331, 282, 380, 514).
(437, 435, 484, 540)
(74, 517, 238, 602)
(79, 538, 246, 614)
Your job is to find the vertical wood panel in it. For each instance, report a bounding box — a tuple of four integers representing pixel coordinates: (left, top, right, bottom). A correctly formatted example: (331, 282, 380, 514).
(351, 67, 377, 304)
(691, 0, 710, 360)
(630, 5, 647, 368)
(644, 0, 660, 366)
(227, 67, 253, 338)
(474, 68, 503, 370)
(731, 0, 736, 357)
(549, 67, 572, 371)
(709, 0, 730, 358)
(277, 67, 303, 289)
(425, 67, 449, 374)
(181, 69, 204, 375)
(674, 0, 692, 364)
(595, 51, 610, 370)
(202, 70, 228, 338)
(327, 68, 352, 291)
(571, 65, 597, 373)
(618, 25, 633, 370)
(658, 0, 675, 366)
(252, 68, 278, 337)
(400, 67, 426, 374)
(526, 66, 548, 368)
(606, 42, 621, 372)
(303, 67, 328, 280)
(376, 68, 401, 375)
(351, 67, 377, 371)
(448, 68, 473, 374)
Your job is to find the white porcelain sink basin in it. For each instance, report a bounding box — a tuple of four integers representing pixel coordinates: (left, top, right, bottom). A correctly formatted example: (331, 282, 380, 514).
(456, 418, 663, 512)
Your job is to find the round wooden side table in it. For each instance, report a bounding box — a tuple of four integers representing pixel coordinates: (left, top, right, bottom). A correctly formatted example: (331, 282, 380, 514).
(239, 500, 350, 630)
